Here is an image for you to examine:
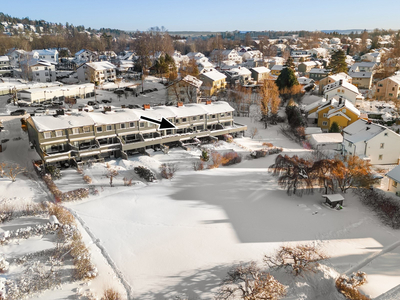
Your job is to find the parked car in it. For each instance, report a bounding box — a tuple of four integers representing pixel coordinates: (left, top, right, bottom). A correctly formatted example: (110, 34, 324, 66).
(87, 101, 99, 106)
(10, 109, 27, 116)
(114, 89, 125, 95)
(34, 107, 46, 113)
(101, 99, 112, 103)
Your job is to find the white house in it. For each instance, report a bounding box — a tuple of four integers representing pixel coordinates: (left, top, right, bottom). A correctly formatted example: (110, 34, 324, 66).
(75, 49, 96, 63)
(17, 59, 56, 83)
(0, 56, 11, 74)
(361, 52, 381, 63)
(30, 49, 59, 63)
(324, 80, 364, 105)
(342, 119, 400, 165)
(385, 165, 400, 196)
(166, 75, 203, 104)
(77, 61, 116, 85)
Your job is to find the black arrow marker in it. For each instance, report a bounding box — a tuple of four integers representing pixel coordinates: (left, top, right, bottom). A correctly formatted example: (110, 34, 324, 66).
(140, 116, 176, 130)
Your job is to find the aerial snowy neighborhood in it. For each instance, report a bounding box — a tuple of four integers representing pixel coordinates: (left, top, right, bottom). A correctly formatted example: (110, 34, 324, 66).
(1, 6, 400, 300)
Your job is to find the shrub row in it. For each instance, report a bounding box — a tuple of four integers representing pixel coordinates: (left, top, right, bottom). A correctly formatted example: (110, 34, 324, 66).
(354, 188, 400, 229)
(42, 174, 89, 202)
(250, 147, 283, 159)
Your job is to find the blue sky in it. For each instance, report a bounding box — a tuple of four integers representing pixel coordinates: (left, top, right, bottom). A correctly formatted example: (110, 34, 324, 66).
(2, 0, 400, 32)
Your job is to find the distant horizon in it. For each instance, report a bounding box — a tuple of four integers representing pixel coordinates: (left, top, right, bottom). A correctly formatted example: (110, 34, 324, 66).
(1, 0, 400, 33)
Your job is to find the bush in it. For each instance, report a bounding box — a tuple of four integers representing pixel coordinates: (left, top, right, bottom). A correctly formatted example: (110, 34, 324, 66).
(123, 177, 133, 186)
(101, 288, 122, 300)
(336, 272, 370, 300)
(160, 163, 178, 179)
(222, 134, 233, 143)
(250, 150, 268, 159)
(262, 142, 274, 148)
(222, 152, 242, 166)
(134, 166, 156, 182)
(210, 152, 223, 169)
(70, 233, 98, 280)
(48, 204, 76, 226)
(200, 149, 210, 162)
(83, 175, 92, 184)
(60, 188, 90, 202)
(45, 165, 61, 180)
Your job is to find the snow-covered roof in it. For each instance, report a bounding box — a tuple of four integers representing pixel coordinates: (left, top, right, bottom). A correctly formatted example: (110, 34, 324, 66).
(310, 133, 343, 144)
(181, 75, 203, 88)
(251, 67, 270, 74)
(0, 56, 10, 62)
(386, 165, 400, 183)
(324, 80, 360, 95)
(271, 65, 284, 71)
(33, 49, 58, 56)
(349, 71, 373, 78)
(309, 68, 328, 74)
(30, 101, 234, 132)
(19, 83, 94, 94)
(343, 119, 388, 144)
(304, 98, 326, 112)
(84, 61, 116, 71)
(383, 74, 400, 85)
(305, 127, 322, 135)
(201, 70, 227, 81)
(328, 72, 352, 82)
(226, 67, 251, 76)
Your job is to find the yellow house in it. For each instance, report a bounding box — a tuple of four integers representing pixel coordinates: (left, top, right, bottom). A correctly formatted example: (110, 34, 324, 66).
(199, 70, 227, 96)
(270, 64, 284, 76)
(315, 97, 360, 132)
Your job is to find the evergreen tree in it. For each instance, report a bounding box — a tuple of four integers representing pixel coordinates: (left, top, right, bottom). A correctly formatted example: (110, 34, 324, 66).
(285, 56, 295, 69)
(329, 49, 348, 74)
(275, 67, 299, 90)
(329, 121, 340, 133)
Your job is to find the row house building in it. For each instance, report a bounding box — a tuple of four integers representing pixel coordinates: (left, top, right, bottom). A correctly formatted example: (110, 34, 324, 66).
(26, 101, 247, 166)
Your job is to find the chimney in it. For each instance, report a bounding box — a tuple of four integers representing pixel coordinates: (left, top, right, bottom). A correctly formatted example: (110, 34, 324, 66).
(143, 104, 151, 110)
(206, 100, 212, 105)
(177, 102, 183, 107)
(104, 106, 111, 112)
(339, 97, 342, 105)
(339, 79, 343, 85)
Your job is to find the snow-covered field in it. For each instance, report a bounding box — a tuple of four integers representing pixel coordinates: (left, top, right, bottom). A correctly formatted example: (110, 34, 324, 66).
(1, 84, 400, 299)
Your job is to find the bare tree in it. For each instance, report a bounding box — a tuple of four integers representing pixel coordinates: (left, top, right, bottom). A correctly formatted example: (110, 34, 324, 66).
(215, 261, 286, 300)
(259, 80, 281, 128)
(105, 168, 119, 187)
(1, 162, 26, 182)
(249, 127, 258, 139)
(264, 244, 328, 276)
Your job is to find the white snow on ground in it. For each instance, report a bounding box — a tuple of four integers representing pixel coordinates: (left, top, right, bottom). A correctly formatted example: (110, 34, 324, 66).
(2, 85, 400, 299)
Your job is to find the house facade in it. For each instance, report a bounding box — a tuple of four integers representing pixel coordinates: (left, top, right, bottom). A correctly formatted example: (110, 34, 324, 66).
(270, 64, 284, 76)
(199, 70, 227, 96)
(26, 101, 247, 166)
(77, 61, 116, 85)
(250, 67, 271, 83)
(30, 49, 59, 63)
(225, 67, 252, 86)
(386, 166, 400, 196)
(166, 75, 203, 104)
(342, 119, 400, 165)
(0, 56, 11, 74)
(349, 71, 373, 89)
(309, 68, 329, 81)
(318, 73, 352, 95)
(323, 79, 364, 104)
(375, 75, 400, 101)
(15, 59, 56, 83)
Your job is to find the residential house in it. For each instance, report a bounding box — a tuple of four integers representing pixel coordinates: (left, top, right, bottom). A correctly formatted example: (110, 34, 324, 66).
(241, 50, 263, 62)
(166, 75, 203, 104)
(342, 119, 400, 164)
(26, 101, 247, 166)
(349, 71, 373, 89)
(349, 62, 378, 73)
(324, 79, 364, 104)
(312, 97, 360, 132)
(306, 48, 329, 59)
(318, 72, 352, 94)
(375, 75, 400, 101)
(30, 49, 59, 63)
(250, 67, 271, 83)
(199, 70, 227, 96)
(77, 61, 117, 85)
(270, 64, 284, 76)
(0, 56, 11, 74)
(309, 68, 329, 81)
(6, 48, 27, 67)
(225, 67, 252, 86)
(361, 52, 381, 63)
(75, 49, 96, 63)
(385, 165, 400, 196)
(16, 59, 56, 83)
(298, 61, 321, 74)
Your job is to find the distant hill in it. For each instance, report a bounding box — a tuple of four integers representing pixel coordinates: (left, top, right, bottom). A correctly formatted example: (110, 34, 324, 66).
(321, 29, 371, 34)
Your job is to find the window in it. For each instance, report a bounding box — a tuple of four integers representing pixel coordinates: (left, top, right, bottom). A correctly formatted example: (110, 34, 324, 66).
(348, 142, 352, 147)
(389, 93, 393, 97)
(378, 84, 383, 87)
(73, 128, 79, 134)
(97, 126, 103, 132)
(212, 114, 216, 119)
(193, 116, 197, 121)
(322, 121, 328, 126)
(129, 122, 135, 128)
(393, 181, 398, 188)
(140, 122, 145, 128)
(323, 113, 327, 118)
(44, 132, 51, 139)
(380, 143, 384, 149)
(106, 125, 112, 131)
(120, 123, 126, 129)
(227, 112, 231, 116)
(342, 109, 346, 113)
(83, 126, 90, 133)
(45, 72, 49, 76)
(384, 133, 388, 136)
(182, 118, 187, 122)
(377, 89, 380, 92)
(55, 130, 63, 137)
(199, 115, 204, 119)
(221, 113, 225, 117)
(379, 155, 383, 160)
